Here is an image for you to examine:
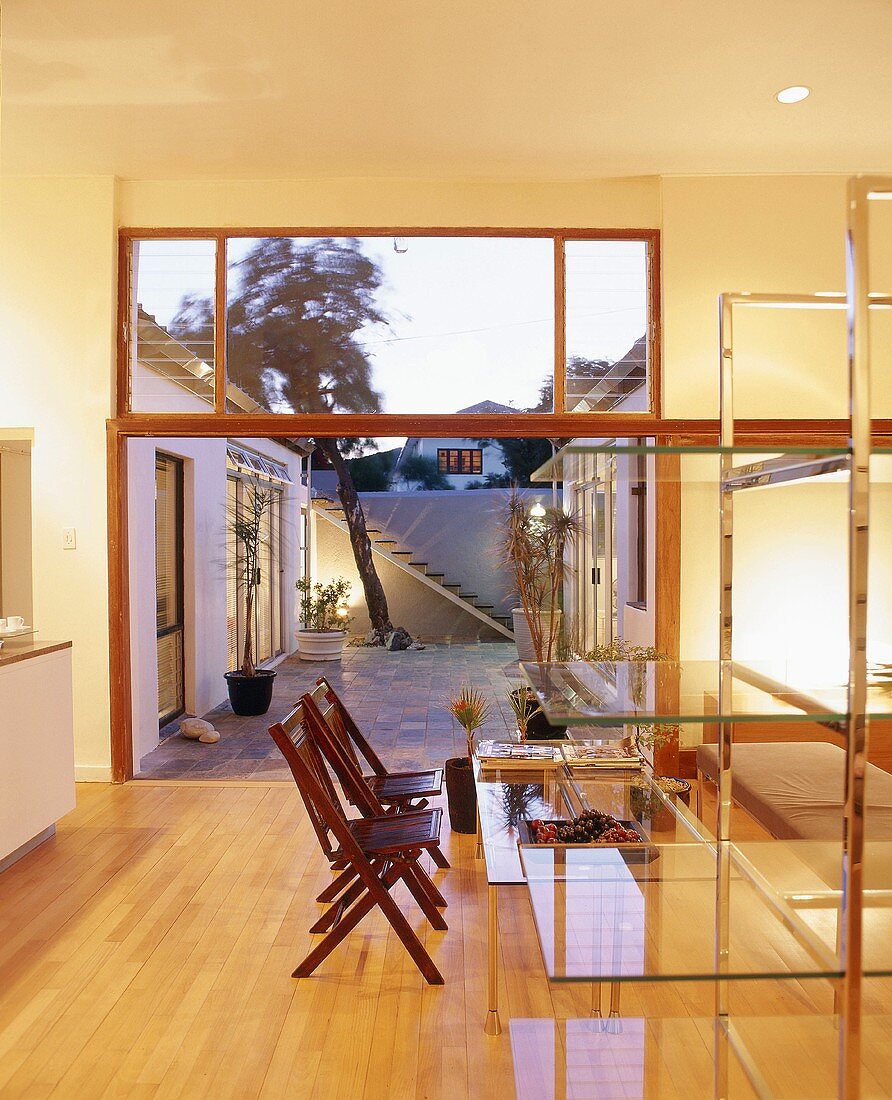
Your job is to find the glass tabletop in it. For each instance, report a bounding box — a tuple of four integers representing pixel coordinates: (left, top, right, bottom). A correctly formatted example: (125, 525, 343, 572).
(474, 761, 707, 886)
(519, 659, 892, 727)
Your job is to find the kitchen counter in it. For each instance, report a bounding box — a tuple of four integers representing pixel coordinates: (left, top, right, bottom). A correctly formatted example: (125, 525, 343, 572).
(0, 640, 75, 872)
(0, 638, 72, 668)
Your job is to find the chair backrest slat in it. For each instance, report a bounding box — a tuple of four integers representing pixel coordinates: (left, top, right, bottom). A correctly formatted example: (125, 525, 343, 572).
(315, 677, 388, 777)
(302, 692, 387, 820)
(268, 701, 345, 859)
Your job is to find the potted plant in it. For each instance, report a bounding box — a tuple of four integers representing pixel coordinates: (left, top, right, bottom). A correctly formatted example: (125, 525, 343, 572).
(224, 479, 278, 716)
(502, 493, 580, 667)
(295, 576, 352, 661)
(505, 682, 559, 741)
(444, 685, 491, 834)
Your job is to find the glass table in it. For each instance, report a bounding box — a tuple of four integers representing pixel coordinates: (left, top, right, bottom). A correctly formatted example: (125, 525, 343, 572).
(473, 757, 706, 1035)
(473, 757, 892, 1040)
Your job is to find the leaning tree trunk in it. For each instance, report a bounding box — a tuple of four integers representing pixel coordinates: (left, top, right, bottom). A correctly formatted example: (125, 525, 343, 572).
(317, 439, 394, 645)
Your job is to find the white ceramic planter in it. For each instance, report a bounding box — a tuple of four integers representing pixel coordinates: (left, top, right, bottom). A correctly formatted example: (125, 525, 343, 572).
(511, 608, 562, 662)
(296, 629, 347, 662)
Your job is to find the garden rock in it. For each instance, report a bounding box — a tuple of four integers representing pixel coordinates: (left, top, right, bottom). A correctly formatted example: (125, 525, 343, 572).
(388, 627, 412, 651)
(180, 718, 220, 744)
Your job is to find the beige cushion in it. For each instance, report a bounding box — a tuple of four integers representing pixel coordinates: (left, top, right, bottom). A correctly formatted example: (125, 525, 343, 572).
(696, 741, 892, 840)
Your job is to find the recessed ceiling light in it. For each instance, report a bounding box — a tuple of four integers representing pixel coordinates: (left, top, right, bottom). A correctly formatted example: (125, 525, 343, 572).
(776, 85, 810, 104)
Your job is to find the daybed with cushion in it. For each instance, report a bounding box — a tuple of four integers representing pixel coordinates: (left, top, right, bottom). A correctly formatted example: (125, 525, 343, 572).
(695, 741, 892, 840)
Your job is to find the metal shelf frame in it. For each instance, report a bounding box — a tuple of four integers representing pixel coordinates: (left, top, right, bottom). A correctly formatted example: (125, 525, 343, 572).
(715, 175, 892, 1100)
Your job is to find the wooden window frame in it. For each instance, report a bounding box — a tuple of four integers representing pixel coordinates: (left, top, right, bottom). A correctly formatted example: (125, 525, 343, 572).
(438, 447, 482, 475)
(107, 224, 892, 783)
(117, 225, 663, 423)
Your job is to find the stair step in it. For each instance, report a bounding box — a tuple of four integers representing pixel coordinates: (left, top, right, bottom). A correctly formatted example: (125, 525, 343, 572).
(374, 539, 398, 546)
(443, 582, 462, 592)
(475, 604, 494, 612)
(391, 550, 413, 557)
(426, 572, 445, 580)
(460, 593, 478, 601)
(409, 562, 428, 570)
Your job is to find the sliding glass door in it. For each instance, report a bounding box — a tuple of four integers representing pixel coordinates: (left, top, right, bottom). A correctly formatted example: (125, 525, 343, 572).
(226, 475, 284, 672)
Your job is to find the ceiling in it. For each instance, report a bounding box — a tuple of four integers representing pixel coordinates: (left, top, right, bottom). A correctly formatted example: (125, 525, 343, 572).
(3, 0, 892, 180)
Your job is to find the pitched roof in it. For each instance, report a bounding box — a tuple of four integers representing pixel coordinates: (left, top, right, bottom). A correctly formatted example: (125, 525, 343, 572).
(568, 335, 647, 412)
(454, 399, 518, 415)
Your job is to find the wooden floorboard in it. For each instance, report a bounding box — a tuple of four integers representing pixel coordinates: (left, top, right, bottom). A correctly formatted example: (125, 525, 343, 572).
(0, 782, 888, 1098)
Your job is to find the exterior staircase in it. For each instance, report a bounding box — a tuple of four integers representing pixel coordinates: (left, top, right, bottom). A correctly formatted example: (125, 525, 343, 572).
(312, 495, 514, 640)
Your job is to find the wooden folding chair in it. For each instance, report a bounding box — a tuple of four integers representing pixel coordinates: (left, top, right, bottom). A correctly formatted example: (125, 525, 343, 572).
(269, 703, 446, 985)
(301, 691, 450, 910)
(310, 677, 446, 814)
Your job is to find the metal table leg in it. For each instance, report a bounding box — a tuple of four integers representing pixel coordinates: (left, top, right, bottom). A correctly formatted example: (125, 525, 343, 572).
(484, 884, 502, 1035)
(475, 804, 484, 860)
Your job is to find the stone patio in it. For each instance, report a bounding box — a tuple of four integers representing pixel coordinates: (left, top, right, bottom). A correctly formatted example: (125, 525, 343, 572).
(137, 641, 522, 780)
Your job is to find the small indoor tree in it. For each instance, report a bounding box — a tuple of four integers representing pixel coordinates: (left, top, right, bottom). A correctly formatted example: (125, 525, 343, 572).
(502, 491, 581, 664)
(225, 479, 278, 715)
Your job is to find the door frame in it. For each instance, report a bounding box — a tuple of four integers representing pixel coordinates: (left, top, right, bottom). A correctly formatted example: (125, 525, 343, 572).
(154, 451, 186, 728)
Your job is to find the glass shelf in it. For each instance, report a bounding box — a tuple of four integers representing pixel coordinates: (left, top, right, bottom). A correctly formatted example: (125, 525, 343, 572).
(531, 441, 892, 488)
(530, 443, 854, 486)
(474, 761, 709, 887)
(518, 840, 847, 984)
(519, 660, 892, 728)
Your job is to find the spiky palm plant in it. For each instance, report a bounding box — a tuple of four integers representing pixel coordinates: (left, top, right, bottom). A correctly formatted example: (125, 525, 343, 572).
(446, 685, 492, 763)
(502, 492, 582, 664)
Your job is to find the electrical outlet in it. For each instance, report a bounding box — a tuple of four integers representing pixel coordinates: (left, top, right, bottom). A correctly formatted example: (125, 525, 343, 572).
(62, 528, 77, 550)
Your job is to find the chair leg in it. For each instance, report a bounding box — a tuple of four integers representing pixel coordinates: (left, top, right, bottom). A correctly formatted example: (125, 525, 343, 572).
(294, 886, 381, 977)
(316, 865, 357, 904)
(399, 862, 448, 931)
(429, 843, 450, 870)
(411, 858, 448, 908)
(295, 863, 444, 985)
(312, 859, 388, 932)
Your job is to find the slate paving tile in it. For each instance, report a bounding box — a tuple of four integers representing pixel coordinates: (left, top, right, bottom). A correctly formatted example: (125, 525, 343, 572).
(136, 641, 520, 780)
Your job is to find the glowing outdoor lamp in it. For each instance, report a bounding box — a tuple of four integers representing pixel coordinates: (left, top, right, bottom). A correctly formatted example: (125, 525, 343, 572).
(529, 501, 546, 519)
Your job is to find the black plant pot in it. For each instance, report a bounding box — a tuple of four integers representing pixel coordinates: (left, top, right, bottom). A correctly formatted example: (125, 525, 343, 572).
(509, 688, 567, 741)
(224, 669, 277, 716)
(445, 756, 477, 834)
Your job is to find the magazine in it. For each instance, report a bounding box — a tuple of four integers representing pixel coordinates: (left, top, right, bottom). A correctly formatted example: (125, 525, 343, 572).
(560, 743, 644, 769)
(475, 740, 563, 765)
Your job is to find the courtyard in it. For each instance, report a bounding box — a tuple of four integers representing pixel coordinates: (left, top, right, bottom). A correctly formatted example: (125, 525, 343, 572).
(138, 641, 523, 780)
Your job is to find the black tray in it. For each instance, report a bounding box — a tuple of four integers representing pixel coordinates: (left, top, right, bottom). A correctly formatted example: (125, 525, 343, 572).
(517, 817, 660, 864)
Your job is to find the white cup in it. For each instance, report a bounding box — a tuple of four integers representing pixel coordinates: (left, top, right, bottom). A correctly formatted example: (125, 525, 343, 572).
(7, 616, 24, 629)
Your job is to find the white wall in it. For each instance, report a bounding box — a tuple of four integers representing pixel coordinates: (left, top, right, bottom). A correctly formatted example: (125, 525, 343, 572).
(128, 429, 306, 772)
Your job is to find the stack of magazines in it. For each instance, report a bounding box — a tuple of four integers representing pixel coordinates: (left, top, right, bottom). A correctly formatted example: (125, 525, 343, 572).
(560, 744, 644, 769)
(475, 740, 563, 766)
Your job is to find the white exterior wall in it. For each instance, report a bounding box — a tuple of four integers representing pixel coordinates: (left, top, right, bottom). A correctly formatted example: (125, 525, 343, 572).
(127, 386, 306, 770)
(401, 438, 507, 490)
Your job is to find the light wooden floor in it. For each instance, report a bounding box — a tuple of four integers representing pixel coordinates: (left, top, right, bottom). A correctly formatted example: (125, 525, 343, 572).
(0, 782, 885, 1099)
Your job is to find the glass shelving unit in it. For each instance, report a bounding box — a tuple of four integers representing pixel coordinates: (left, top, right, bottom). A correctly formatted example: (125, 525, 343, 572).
(512, 177, 892, 1098)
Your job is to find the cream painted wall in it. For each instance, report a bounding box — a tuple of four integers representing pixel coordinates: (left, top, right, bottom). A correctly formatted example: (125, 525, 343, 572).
(0, 177, 117, 779)
(118, 177, 661, 231)
(661, 174, 892, 420)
